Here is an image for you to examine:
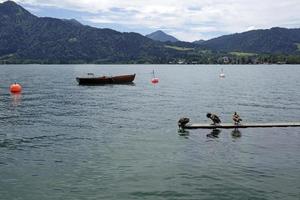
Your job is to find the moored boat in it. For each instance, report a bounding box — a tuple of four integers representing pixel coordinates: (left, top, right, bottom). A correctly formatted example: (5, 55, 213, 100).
(76, 74, 136, 85)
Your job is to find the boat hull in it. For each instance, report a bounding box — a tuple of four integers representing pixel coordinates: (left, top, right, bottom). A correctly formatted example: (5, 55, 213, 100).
(76, 74, 135, 85)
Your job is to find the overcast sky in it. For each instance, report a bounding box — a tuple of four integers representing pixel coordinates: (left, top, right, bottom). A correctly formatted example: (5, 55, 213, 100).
(3, 0, 300, 41)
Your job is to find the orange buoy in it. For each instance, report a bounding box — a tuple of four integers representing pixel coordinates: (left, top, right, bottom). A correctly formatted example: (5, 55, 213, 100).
(151, 78, 159, 84)
(10, 83, 22, 93)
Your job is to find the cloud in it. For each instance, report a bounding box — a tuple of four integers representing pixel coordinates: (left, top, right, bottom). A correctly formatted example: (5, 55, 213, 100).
(2, 0, 300, 41)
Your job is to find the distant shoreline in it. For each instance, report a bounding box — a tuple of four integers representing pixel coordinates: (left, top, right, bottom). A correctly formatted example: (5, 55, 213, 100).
(1, 63, 300, 65)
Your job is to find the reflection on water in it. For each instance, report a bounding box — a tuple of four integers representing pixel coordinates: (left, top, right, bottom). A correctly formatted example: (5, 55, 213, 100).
(178, 129, 189, 138)
(231, 129, 242, 138)
(11, 93, 22, 107)
(78, 82, 136, 87)
(206, 129, 221, 138)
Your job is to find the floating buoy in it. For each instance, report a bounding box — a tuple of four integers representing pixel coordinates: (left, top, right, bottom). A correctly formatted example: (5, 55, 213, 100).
(151, 78, 159, 84)
(10, 83, 22, 93)
(151, 70, 159, 84)
(219, 68, 225, 78)
(219, 73, 225, 78)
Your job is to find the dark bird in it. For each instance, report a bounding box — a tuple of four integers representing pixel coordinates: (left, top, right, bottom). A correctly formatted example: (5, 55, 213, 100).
(232, 112, 242, 125)
(206, 113, 221, 125)
(178, 117, 190, 129)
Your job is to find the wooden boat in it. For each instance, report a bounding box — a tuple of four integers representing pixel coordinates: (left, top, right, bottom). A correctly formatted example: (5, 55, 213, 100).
(76, 74, 136, 85)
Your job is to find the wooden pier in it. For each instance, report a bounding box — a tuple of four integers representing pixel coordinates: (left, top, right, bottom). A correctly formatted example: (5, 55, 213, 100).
(184, 122, 300, 129)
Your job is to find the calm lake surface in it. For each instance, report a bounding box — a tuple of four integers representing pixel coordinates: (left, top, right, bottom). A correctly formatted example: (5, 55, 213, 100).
(0, 65, 300, 200)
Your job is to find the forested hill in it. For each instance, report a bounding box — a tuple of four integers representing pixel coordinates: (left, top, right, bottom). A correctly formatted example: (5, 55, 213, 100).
(0, 1, 180, 64)
(201, 27, 300, 54)
(1, 1, 300, 64)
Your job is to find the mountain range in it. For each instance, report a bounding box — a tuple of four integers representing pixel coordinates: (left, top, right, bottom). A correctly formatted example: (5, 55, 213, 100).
(0, 1, 180, 63)
(0, 1, 300, 64)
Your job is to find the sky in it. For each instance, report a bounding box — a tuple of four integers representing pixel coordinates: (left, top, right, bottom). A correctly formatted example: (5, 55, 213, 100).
(2, 0, 300, 41)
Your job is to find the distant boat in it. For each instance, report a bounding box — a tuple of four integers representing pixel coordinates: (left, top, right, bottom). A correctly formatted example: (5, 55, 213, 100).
(76, 73, 135, 85)
(219, 68, 225, 78)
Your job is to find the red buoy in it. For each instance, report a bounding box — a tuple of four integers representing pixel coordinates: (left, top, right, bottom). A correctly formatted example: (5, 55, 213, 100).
(10, 83, 22, 93)
(151, 78, 159, 84)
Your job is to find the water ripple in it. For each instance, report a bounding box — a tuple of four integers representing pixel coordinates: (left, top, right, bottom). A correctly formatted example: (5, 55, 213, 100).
(0, 65, 300, 200)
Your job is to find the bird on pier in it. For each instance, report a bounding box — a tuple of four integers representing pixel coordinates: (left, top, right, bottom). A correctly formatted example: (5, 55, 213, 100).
(206, 113, 221, 125)
(232, 112, 242, 125)
(178, 117, 190, 130)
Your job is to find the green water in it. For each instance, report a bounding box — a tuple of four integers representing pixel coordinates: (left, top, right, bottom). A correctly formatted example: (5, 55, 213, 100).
(0, 65, 300, 200)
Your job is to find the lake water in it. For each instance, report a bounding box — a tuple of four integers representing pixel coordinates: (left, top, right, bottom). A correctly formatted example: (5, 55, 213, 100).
(0, 65, 300, 200)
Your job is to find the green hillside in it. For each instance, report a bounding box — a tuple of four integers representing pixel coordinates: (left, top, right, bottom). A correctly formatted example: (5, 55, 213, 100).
(201, 27, 300, 54)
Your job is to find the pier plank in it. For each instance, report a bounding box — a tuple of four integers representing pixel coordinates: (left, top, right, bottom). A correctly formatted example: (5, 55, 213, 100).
(185, 122, 300, 129)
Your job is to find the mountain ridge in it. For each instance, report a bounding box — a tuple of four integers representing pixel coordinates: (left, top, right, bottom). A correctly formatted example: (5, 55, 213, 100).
(146, 30, 179, 42)
(201, 27, 300, 54)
